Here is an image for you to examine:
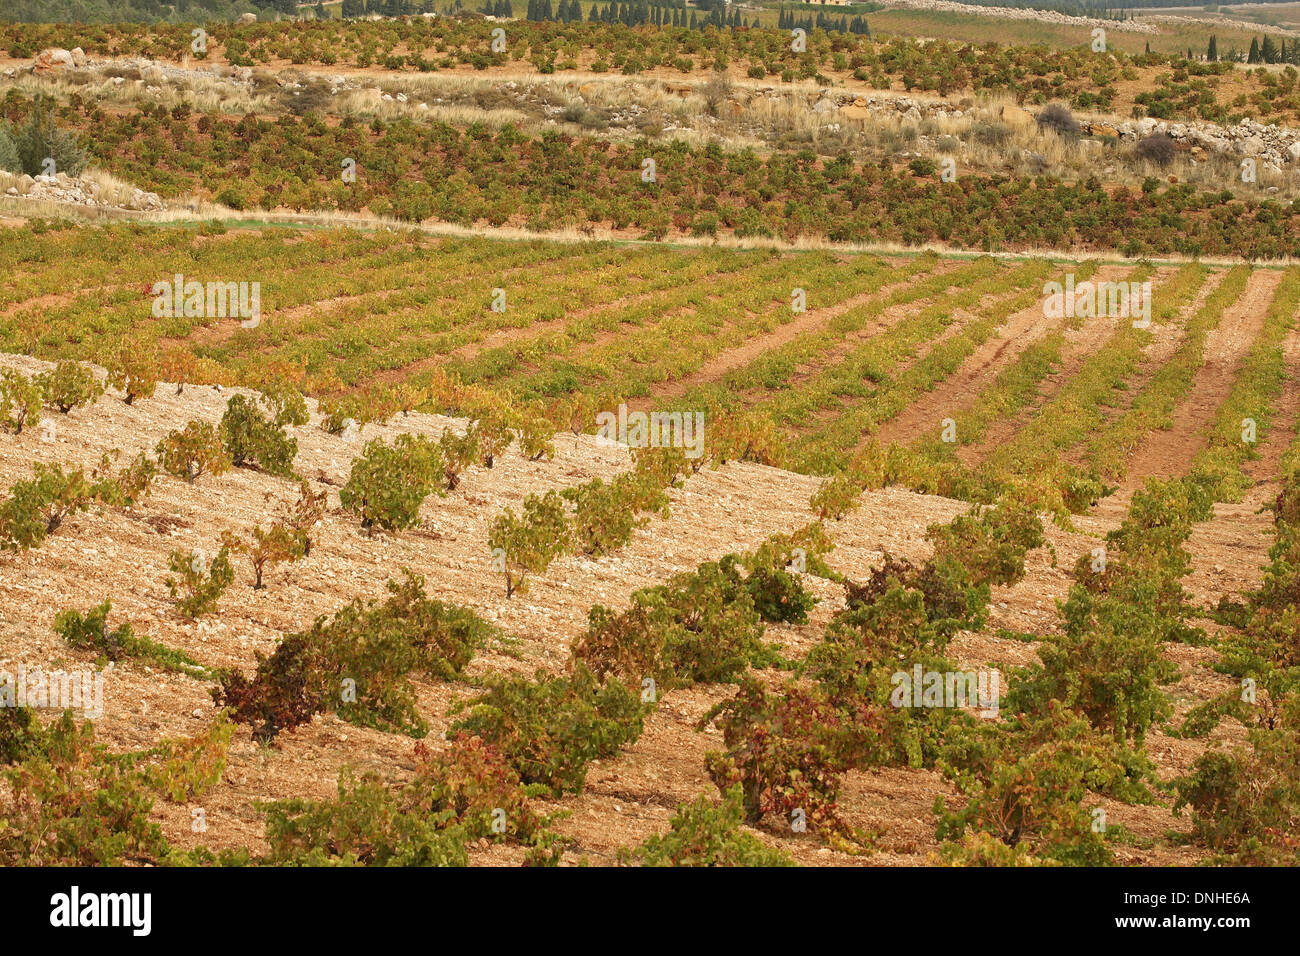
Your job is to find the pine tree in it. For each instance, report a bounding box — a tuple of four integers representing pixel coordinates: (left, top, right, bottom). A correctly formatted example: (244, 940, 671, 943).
(1248, 37, 1261, 64)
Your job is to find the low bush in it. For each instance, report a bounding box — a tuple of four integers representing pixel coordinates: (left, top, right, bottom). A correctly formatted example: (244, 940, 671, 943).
(620, 785, 796, 867)
(54, 601, 210, 678)
(0, 712, 167, 866)
(0, 368, 43, 434)
(36, 361, 104, 414)
(574, 556, 780, 688)
(0, 461, 115, 551)
(935, 705, 1156, 865)
(448, 663, 647, 794)
(259, 733, 562, 867)
(216, 573, 487, 742)
(487, 489, 568, 598)
(220, 393, 300, 478)
(700, 679, 861, 844)
(166, 545, 235, 616)
(156, 420, 231, 484)
(340, 433, 443, 532)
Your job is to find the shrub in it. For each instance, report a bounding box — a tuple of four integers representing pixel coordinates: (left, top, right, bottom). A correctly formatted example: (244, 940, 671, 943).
(841, 553, 986, 642)
(620, 786, 796, 867)
(220, 394, 299, 478)
(226, 522, 302, 590)
(1135, 132, 1176, 166)
(488, 489, 568, 597)
(0, 461, 111, 551)
(516, 415, 555, 462)
(1009, 588, 1178, 743)
(438, 426, 478, 490)
(935, 705, 1156, 865)
(448, 664, 647, 794)
(53, 601, 210, 677)
(1037, 102, 1080, 136)
(937, 831, 1058, 866)
(970, 120, 1011, 147)
(575, 556, 777, 687)
(0, 712, 167, 866)
(319, 395, 370, 434)
(156, 420, 232, 484)
(738, 530, 827, 624)
(474, 416, 513, 468)
(0, 122, 19, 172)
(107, 343, 159, 405)
(36, 361, 104, 414)
(262, 733, 562, 866)
(1075, 477, 1212, 645)
(11, 101, 87, 177)
(926, 499, 1044, 589)
(700, 679, 857, 841)
(282, 479, 327, 557)
(562, 475, 651, 556)
(340, 433, 443, 532)
(216, 573, 487, 742)
(166, 545, 235, 616)
(1173, 694, 1300, 864)
(260, 769, 469, 867)
(408, 734, 560, 862)
(810, 470, 864, 520)
(0, 706, 46, 765)
(114, 451, 160, 506)
(383, 571, 493, 680)
(0, 369, 43, 434)
(139, 713, 235, 803)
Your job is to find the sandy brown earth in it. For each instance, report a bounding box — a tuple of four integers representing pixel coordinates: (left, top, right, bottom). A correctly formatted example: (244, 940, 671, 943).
(877, 263, 1137, 448)
(0, 339, 1278, 866)
(1116, 268, 1283, 495)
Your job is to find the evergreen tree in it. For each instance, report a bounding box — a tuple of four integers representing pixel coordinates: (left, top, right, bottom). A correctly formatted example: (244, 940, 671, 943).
(1207, 35, 1217, 62)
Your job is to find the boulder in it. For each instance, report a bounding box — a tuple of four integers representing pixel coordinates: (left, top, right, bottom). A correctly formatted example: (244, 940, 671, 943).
(238, 12, 258, 23)
(32, 48, 75, 74)
(1237, 135, 1265, 157)
(70, 47, 86, 68)
(1287, 141, 1300, 164)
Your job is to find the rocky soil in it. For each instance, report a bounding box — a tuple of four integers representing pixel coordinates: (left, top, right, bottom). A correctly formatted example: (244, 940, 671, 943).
(0, 346, 1271, 865)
